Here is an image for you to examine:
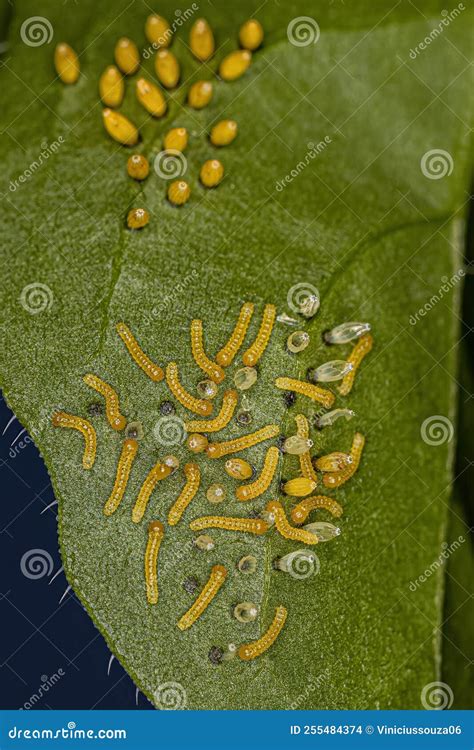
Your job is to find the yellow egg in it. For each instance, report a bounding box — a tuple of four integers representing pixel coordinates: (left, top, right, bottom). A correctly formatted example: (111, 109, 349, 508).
(239, 19, 264, 51)
(154, 49, 180, 88)
(189, 18, 215, 61)
(168, 180, 191, 206)
(225, 458, 253, 480)
(163, 127, 188, 152)
(187, 433, 209, 453)
(219, 50, 251, 81)
(114, 37, 139, 75)
(102, 109, 139, 146)
(136, 77, 167, 117)
(54, 43, 80, 84)
(127, 154, 149, 180)
(210, 119, 238, 146)
(99, 65, 124, 107)
(200, 159, 224, 188)
(187, 80, 213, 109)
(282, 477, 318, 497)
(127, 208, 150, 229)
(145, 14, 171, 47)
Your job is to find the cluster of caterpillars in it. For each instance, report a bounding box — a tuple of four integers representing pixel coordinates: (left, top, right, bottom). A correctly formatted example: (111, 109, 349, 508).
(52, 300, 372, 664)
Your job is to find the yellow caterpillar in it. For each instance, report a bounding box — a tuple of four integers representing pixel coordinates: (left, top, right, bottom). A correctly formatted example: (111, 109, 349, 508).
(116, 322, 164, 382)
(338, 334, 373, 396)
(266, 500, 318, 545)
(103, 439, 138, 516)
(168, 463, 201, 526)
(238, 605, 288, 661)
(83, 374, 126, 430)
(52, 411, 97, 470)
(145, 520, 164, 604)
(323, 433, 365, 488)
(295, 414, 317, 482)
(177, 565, 227, 630)
(132, 462, 172, 524)
(274, 377, 335, 408)
(185, 390, 238, 433)
(216, 302, 254, 366)
(166, 362, 212, 416)
(242, 304, 276, 366)
(236, 446, 279, 501)
(190, 319, 225, 383)
(291, 496, 343, 525)
(189, 515, 269, 535)
(206, 424, 279, 459)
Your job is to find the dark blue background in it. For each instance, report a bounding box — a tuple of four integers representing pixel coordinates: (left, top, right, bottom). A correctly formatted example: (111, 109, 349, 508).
(0, 394, 152, 710)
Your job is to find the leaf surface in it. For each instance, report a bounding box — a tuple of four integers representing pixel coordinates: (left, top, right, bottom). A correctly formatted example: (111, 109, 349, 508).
(1, 0, 472, 709)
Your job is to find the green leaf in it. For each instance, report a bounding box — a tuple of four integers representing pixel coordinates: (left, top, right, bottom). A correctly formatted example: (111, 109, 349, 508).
(442, 234, 474, 709)
(1, 0, 472, 709)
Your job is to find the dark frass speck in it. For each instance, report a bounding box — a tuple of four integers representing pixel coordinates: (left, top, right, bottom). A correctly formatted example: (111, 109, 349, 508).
(208, 646, 224, 665)
(183, 577, 200, 595)
(160, 400, 175, 416)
